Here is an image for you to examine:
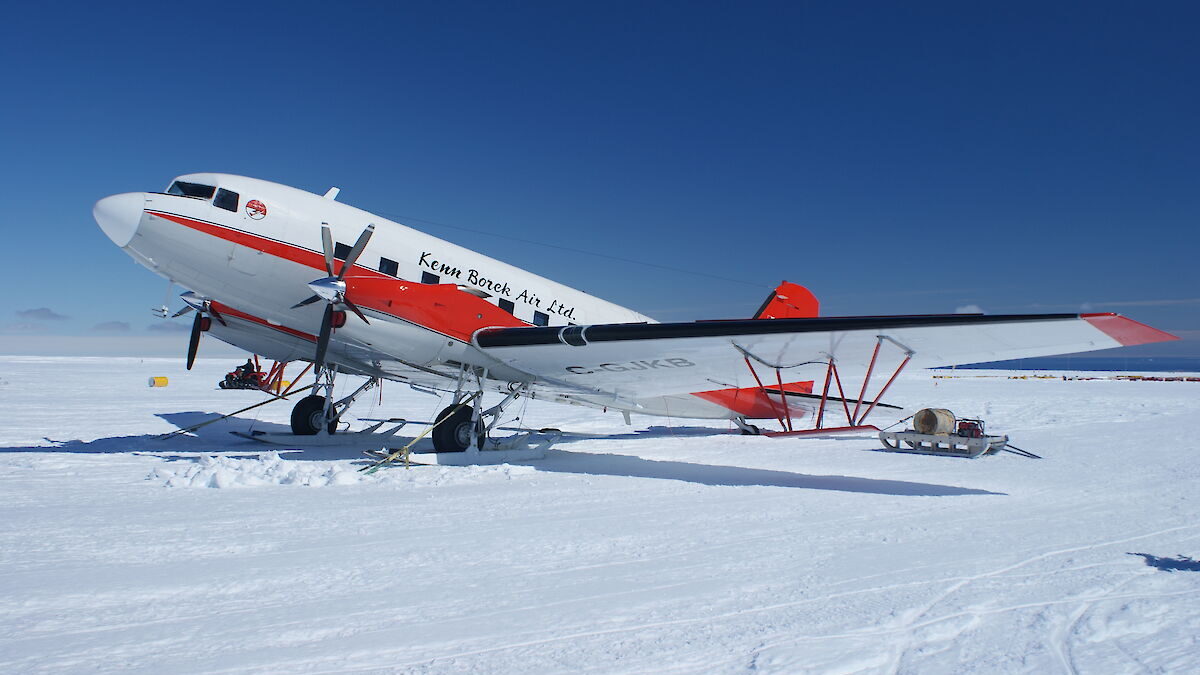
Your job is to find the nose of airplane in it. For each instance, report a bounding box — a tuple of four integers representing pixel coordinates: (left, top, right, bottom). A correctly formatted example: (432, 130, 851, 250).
(93, 192, 145, 248)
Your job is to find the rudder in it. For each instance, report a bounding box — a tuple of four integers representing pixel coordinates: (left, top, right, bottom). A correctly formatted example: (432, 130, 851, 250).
(753, 281, 819, 319)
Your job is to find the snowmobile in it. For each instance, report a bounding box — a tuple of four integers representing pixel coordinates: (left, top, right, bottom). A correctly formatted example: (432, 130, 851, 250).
(218, 365, 266, 390)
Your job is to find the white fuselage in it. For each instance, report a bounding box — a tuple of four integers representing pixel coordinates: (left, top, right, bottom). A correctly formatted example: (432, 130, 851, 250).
(128, 174, 647, 323)
(95, 174, 738, 417)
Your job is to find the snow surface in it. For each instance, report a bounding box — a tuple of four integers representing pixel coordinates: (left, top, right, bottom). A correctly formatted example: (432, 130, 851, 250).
(1, 355, 1198, 674)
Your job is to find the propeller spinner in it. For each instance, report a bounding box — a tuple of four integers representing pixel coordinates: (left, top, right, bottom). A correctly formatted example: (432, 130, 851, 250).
(291, 222, 375, 370)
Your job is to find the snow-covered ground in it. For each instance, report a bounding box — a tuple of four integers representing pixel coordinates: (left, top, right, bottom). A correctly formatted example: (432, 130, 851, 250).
(1, 355, 1198, 674)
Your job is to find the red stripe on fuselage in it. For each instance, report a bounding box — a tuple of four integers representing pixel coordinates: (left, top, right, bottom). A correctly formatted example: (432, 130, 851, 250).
(209, 301, 316, 342)
(146, 209, 527, 343)
(147, 210, 392, 281)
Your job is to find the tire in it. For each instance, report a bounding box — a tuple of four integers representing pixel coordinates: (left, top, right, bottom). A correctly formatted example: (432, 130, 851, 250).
(431, 404, 482, 452)
(291, 395, 337, 435)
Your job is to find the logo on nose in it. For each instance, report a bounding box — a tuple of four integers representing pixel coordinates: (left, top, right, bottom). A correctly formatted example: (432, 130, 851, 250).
(246, 199, 267, 220)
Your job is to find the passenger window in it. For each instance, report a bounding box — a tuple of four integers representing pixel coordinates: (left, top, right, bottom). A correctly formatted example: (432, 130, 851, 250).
(214, 188, 239, 212)
(532, 311, 549, 326)
(334, 242, 352, 260)
(498, 298, 515, 314)
(421, 272, 439, 285)
(379, 257, 399, 277)
(167, 181, 216, 200)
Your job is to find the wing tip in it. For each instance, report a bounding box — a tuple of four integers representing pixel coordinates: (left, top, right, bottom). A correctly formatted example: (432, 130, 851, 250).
(1081, 313, 1179, 346)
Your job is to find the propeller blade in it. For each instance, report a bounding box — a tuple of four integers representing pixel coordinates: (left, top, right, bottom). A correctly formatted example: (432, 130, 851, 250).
(314, 304, 334, 371)
(290, 294, 323, 309)
(336, 223, 375, 280)
(321, 223, 335, 277)
(171, 306, 195, 318)
(186, 312, 203, 370)
(343, 298, 370, 325)
(207, 303, 228, 327)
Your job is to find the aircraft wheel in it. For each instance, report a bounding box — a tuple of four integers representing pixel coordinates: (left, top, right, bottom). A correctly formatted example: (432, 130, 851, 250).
(291, 395, 337, 435)
(432, 404, 482, 452)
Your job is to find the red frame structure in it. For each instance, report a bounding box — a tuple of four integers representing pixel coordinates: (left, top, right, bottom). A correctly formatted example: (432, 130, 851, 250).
(249, 359, 313, 397)
(743, 335, 913, 438)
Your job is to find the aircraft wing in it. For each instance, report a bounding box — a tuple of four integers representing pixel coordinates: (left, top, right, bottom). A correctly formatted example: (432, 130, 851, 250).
(474, 313, 1177, 399)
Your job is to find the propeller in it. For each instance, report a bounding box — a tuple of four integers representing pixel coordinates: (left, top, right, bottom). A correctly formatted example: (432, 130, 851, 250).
(291, 222, 375, 370)
(171, 292, 227, 370)
(186, 312, 204, 370)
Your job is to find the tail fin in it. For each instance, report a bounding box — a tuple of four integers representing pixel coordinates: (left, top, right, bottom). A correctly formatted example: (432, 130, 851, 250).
(753, 281, 819, 319)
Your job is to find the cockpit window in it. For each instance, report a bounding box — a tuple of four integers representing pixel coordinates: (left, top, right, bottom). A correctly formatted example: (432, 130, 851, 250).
(167, 181, 216, 200)
(214, 188, 239, 212)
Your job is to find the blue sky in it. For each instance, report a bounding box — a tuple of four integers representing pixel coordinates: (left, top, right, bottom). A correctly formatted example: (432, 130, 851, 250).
(1, 1, 1196, 358)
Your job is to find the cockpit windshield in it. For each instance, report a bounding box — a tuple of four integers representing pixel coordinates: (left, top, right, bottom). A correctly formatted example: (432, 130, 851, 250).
(167, 181, 216, 200)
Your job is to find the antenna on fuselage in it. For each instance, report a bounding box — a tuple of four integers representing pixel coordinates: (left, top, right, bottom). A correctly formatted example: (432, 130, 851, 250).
(323, 187, 340, 201)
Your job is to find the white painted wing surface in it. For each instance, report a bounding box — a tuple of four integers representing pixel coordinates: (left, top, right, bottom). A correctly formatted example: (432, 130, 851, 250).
(475, 313, 1176, 399)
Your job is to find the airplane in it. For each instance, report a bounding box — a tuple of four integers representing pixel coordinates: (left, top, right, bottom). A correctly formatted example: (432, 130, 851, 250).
(93, 173, 1177, 453)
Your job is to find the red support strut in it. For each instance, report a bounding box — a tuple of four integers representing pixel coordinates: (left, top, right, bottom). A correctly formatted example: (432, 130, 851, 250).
(741, 334, 914, 437)
(743, 356, 788, 432)
(856, 353, 911, 426)
(851, 338, 882, 424)
(815, 356, 835, 430)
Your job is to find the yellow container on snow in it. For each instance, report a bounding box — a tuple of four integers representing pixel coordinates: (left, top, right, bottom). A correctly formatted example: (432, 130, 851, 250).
(147, 376, 169, 388)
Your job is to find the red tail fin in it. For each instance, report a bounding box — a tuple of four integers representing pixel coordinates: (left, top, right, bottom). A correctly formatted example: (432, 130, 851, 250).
(753, 281, 819, 319)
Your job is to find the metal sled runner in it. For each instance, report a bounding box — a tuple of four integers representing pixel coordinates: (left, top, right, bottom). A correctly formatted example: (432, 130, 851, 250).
(877, 429, 1009, 459)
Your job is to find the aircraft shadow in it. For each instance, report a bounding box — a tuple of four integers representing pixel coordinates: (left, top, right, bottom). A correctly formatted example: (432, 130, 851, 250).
(1128, 552, 1200, 572)
(548, 425, 879, 444)
(549, 425, 737, 442)
(2, 412, 303, 458)
(5, 412, 998, 496)
(519, 449, 1001, 496)
(0, 411, 435, 461)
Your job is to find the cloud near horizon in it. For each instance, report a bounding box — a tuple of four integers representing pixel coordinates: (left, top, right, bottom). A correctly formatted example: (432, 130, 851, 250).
(94, 321, 131, 333)
(146, 321, 192, 333)
(955, 304, 984, 314)
(17, 307, 69, 321)
(2, 322, 43, 333)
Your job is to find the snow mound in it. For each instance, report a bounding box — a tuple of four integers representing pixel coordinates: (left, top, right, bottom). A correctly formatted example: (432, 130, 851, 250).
(149, 452, 537, 488)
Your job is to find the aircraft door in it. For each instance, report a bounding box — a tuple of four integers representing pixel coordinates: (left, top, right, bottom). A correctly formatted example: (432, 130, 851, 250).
(219, 187, 266, 276)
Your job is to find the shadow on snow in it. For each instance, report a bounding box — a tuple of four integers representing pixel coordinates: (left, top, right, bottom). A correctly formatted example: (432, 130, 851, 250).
(522, 450, 999, 496)
(1128, 552, 1200, 572)
(1, 411, 1000, 497)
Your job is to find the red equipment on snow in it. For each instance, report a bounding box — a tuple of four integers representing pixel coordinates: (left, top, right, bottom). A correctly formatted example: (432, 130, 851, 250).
(219, 359, 267, 390)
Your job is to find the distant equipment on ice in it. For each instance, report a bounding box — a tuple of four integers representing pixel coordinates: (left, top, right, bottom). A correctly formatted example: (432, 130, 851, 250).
(879, 408, 1040, 459)
(148, 376, 169, 388)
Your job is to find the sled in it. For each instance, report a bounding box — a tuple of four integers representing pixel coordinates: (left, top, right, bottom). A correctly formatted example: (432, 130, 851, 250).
(877, 429, 1009, 459)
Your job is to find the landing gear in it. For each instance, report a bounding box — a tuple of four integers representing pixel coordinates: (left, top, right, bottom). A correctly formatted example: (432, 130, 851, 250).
(288, 364, 381, 436)
(291, 395, 338, 435)
(733, 417, 762, 435)
(426, 368, 529, 453)
(431, 404, 483, 452)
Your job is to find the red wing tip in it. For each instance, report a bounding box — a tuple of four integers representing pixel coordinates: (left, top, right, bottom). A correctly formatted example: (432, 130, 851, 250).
(1082, 313, 1179, 346)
